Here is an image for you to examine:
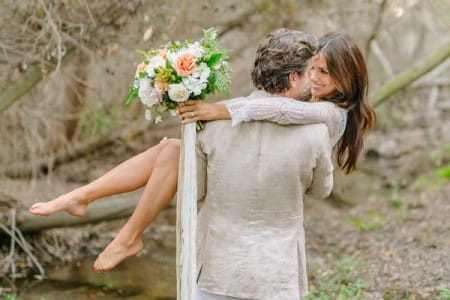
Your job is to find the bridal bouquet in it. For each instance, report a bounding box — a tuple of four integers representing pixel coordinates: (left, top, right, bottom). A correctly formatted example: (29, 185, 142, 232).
(125, 28, 231, 129)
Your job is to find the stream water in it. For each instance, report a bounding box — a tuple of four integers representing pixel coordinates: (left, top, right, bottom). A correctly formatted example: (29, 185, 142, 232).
(2, 237, 177, 299)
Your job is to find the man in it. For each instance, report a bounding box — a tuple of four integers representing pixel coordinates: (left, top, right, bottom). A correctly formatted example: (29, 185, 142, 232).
(195, 29, 334, 300)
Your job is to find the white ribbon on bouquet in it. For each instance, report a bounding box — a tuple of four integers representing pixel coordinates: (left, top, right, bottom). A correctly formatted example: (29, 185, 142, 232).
(176, 122, 198, 300)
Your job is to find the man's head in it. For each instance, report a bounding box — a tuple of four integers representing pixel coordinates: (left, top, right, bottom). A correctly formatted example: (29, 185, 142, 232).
(251, 28, 317, 99)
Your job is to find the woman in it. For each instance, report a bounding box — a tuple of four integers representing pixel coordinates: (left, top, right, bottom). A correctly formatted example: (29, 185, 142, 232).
(29, 32, 375, 271)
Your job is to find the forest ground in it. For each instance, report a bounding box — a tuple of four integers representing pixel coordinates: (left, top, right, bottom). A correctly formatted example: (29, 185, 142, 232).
(1, 110, 449, 300)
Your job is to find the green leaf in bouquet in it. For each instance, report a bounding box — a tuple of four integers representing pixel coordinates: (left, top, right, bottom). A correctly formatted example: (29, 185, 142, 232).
(202, 28, 221, 53)
(214, 69, 231, 96)
(124, 85, 138, 106)
(196, 121, 205, 132)
(162, 94, 178, 110)
(189, 92, 205, 101)
(206, 52, 224, 68)
(206, 72, 216, 93)
(167, 40, 184, 52)
(166, 100, 178, 110)
(165, 59, 173, 69)
(155, 68, 178, 83)
(148, 49, 161, 56)
(136, 49, 150, 57)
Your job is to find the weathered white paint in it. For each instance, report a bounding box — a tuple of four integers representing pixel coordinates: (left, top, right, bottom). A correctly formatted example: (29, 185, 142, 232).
(176, 122, 197, 300)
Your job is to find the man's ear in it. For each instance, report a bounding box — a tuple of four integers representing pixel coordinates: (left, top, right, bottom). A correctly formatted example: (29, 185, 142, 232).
(288, 71, 297, 82)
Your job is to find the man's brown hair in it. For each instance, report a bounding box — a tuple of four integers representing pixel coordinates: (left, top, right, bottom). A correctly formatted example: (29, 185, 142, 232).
(251, 28, 317, 95)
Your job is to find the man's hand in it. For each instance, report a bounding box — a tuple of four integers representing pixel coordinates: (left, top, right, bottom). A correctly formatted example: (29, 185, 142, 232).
(177, 100, 231, 123)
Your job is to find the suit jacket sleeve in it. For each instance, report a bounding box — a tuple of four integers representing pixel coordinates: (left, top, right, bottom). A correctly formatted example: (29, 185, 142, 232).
(196, 132, 207, 202)
(305, 127, 334, 200)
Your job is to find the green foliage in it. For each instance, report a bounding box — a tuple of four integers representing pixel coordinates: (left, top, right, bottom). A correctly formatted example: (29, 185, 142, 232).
(201, 28, 222, 55)
(155, 67, 178, 83)
(385, 183, 410, 219)
(437, 287, 450, 299)
(388, 198, 402, 208)
(387, 183, 403, 207)
(214, 69, 231, 96)
(0, 292, 18, 300)
(412, 173, 446, 193)
(78, 103, 118, 137)
(136, 49, 150, 57)
(124, 80, 139, 106)
(206, 52, 224, 68)
(436, 164, 450, 179)
(346, 211, 385, 231)
(200, 28, 231, 96)
(305, 256, 368, 299)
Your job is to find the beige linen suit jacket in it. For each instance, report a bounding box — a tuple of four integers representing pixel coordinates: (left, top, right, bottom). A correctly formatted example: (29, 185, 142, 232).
(195, 91, 334, 300)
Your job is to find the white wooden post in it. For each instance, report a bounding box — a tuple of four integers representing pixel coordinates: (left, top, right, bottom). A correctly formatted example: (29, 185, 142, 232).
(176, 122, 198, 300)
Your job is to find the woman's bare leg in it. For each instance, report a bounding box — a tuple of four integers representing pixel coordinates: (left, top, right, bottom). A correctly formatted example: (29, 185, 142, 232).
(92, 139, 181, 271)
(29, 139, 173, 217)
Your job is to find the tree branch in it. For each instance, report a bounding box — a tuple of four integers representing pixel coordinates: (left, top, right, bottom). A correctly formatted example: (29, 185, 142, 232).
(365, 0, 388, 59)
(371, 39, 450, 107)
(0, 47, 74, 113)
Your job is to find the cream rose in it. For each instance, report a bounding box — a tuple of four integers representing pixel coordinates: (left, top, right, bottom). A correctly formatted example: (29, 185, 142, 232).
(168, 83, 190, 102)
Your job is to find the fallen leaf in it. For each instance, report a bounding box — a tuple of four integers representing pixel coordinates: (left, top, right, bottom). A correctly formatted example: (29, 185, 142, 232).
(143, 26, 153, 41)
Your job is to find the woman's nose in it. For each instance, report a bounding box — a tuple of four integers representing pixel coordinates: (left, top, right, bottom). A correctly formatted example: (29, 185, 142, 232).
(309, 70, 318, 81)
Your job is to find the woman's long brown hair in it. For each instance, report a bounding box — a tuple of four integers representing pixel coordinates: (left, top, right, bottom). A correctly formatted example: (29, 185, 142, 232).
(318, 32, 376, 173)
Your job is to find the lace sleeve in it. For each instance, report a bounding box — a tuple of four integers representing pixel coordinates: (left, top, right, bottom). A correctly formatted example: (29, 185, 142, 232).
(226, 97, 347, 146)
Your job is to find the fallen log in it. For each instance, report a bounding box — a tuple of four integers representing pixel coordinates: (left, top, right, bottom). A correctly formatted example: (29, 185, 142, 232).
(3, 195, 140, 233)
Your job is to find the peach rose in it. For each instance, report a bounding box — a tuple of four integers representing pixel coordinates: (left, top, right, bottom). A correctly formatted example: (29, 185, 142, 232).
(155, 80, 169, 92)
(173, 53, 197, 76)
(135, 62, 147, 76)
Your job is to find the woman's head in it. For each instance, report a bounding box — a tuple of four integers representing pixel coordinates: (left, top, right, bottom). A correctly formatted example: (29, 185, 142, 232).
(308, 52, 337, 100)
(311, 32, 376, 173)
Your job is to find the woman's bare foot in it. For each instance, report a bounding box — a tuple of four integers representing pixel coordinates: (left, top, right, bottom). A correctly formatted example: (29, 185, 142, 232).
(92, 234, 144, 271)
(28, 189, 89, 217)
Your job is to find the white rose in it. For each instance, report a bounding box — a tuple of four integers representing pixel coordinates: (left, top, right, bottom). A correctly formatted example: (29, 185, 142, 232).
(192, 62, 211, 83)
(182, 76, 207, 96)
(146, 55, 166, 77)
(168, 83, 190, 102)
(186, 42, 204, 58)
(139, 78, 162, 106)
(155, 115, 163, 124)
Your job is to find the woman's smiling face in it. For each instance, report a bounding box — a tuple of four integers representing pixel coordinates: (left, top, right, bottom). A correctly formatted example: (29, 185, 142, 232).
(308, 53, 337, 99)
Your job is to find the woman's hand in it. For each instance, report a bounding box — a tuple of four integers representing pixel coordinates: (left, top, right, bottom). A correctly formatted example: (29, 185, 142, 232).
(177, 100, 231, 123)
